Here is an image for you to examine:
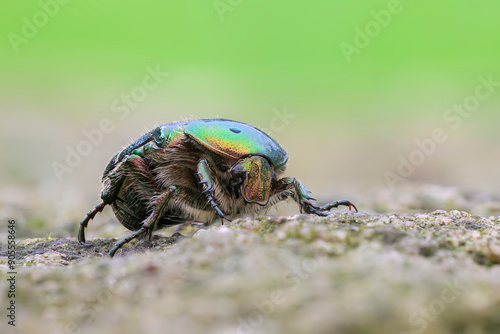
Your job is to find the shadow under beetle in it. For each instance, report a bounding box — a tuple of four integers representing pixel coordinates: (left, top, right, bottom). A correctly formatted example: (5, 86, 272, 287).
(78, 119, 358, 256)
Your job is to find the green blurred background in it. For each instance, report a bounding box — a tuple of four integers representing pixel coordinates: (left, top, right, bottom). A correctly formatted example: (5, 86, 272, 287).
(1, 0, 500, 237)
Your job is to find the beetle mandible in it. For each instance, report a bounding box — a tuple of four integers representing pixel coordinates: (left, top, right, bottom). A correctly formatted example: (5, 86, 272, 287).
(78, 119, 357, 256)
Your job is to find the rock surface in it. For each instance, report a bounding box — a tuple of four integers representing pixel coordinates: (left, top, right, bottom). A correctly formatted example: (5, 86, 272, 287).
(2, 210, 500, 334)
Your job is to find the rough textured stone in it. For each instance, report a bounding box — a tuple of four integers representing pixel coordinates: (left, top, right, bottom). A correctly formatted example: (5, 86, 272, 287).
(2, 210, 500, 334)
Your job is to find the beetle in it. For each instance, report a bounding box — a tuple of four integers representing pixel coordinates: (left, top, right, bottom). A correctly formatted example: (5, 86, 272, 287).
(78, 119, 357, 256)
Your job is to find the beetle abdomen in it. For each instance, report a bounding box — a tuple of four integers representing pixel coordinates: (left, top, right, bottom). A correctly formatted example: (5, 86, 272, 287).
(111, 179, 191, 231)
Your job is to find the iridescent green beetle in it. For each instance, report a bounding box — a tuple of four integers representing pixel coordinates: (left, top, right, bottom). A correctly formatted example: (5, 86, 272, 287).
(78, 119, 357, 256)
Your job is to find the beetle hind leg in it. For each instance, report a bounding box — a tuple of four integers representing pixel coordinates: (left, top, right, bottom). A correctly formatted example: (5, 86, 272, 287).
(108, 186, 177, 257)
(78, 201, 107, 244)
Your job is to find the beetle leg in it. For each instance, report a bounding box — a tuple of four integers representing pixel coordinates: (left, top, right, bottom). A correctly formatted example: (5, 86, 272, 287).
(108, 186, 177, 257)
(319, 200, 358, 213)
(272, 177, 358, 215)
(197, 159, 231, 223)
(78, 201, 107, 244)
(79, 158, 131, 244)
(79, 154, 160, 245)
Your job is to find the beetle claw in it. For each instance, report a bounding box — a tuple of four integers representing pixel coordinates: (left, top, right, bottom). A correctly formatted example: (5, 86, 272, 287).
(349, 203, 358, 212)
(219, 212, 232, 224)
(301, 198, 359, 216)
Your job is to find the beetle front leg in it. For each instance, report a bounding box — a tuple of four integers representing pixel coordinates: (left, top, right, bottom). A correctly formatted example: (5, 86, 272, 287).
(273, 177, 357, 215)
(108, 186, 177, 257)
(197, 159, 231, 222)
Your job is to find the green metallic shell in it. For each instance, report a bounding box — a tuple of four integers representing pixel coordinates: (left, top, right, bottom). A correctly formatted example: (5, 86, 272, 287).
(184, 119, 288, 167)
(103, 119, 288, 182)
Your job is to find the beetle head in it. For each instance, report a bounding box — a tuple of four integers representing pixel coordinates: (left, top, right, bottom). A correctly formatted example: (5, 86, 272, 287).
(230, 155, 274, 206)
